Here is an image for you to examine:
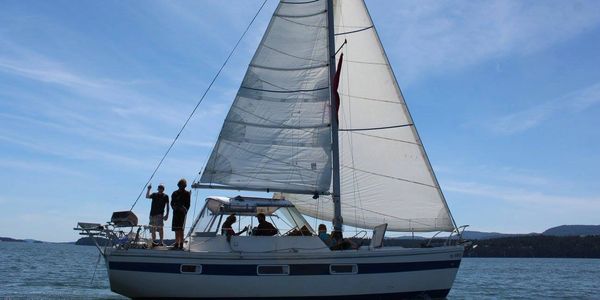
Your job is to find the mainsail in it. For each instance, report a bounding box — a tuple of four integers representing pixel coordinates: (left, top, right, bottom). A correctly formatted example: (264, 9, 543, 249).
(284, 0, 455, 232)
(200, 0, 456, 232)
(199, 0, 332, 194)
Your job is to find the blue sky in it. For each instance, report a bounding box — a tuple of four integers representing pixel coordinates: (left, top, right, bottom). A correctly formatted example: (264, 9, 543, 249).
(1, 0, 599, 242)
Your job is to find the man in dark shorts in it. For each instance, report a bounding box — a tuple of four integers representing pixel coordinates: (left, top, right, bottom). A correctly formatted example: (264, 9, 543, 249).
(145, 183, 169, 247)
(170, 178, 190, 250)
(253, 213, 278, 236)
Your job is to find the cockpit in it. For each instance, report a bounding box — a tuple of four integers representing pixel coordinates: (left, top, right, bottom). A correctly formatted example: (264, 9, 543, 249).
(188, 195, 315, 238)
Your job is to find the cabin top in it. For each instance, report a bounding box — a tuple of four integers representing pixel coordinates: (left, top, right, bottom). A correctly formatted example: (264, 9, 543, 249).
(205, 195, 295, 216)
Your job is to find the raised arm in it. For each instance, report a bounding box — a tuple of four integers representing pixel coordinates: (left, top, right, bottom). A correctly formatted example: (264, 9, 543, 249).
(145, 185, 152, 199)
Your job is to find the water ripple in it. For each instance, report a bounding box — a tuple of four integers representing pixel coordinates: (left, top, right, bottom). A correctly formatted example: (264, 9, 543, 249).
(1, 243, 599, 299)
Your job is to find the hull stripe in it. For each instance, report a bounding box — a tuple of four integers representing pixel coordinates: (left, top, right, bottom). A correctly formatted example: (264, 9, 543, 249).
(134, 289, 451, 299)
(109, 259, 460, 276)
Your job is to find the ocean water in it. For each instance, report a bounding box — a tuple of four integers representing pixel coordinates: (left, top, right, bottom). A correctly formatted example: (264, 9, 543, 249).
(1, 242, 599, 299)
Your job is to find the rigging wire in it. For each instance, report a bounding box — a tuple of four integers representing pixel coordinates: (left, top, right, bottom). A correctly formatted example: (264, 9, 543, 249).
(129, 0, 269, 211)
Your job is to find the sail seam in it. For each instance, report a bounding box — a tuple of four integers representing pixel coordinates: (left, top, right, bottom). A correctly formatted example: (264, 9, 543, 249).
(348, 131, 422, 146)
(338, 92, 402, 104)
(281, 0, 320, 4)
(250, 63, 327, 71)
(228, 119, 329, 130)
(342, 165, 438, 189)
(279, 17, 327, 28)
(335, 26, 374, 36)
(344, 59, 387, 66)
(237, 92, 326, 103)
(255, 77, 307, 92)
(262, 44, 327, 63)
(241, 86, 328, 93)
(221, 136, 323, 148)
(275, 10, 326, 18)
(339, 123, 413, 132)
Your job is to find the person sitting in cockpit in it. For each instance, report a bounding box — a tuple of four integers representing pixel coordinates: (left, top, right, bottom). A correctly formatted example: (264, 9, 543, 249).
(221, 214, 248, 241)
(252, 213, 278, 236)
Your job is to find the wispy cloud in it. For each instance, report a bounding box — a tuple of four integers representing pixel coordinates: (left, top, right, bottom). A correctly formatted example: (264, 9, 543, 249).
(0, 55, 185, 124)
(0, 133, 148, 168)
(438, 162, 599, 212)
(445, 180, 600, 209)
(438, 162, 557, 186)
(378, 1, 600, 84)
(488, 81, 600, 134)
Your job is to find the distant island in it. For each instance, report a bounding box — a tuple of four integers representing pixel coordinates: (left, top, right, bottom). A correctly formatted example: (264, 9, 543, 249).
(0, 237, 44, 243)
(464, 235, 600, 258)
(460, 225, 600, 258)
(542, 225, 600, 237)
(381, 225, 600, 258)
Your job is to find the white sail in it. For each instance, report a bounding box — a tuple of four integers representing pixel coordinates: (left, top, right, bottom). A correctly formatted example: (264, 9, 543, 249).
(200, 0, 333, 194)
(285, 0, 455, 232)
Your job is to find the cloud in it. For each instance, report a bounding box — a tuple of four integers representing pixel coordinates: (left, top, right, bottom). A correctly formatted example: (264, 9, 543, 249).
(437, 161, 599, 211)
(0, 52, 225, 154)
(444, 181, 600, 212)
(377, 0, 600, 84)
(439, 163, 553, 188)
(0, 133, 148, 168)
(0, 56, 183, 123)
(488, 81, 600, 134)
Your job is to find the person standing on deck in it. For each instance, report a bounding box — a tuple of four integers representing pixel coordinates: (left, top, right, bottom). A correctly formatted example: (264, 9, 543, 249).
(170, 178, 190, 250)
(145, 183, 169, 247)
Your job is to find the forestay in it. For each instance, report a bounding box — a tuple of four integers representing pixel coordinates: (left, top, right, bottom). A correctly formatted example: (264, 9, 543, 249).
(200, 0, 332, 194)
(284, 0, 455, 232)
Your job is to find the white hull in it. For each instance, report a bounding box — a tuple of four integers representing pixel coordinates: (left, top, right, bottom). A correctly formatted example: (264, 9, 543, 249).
(105, 242, 463, 299)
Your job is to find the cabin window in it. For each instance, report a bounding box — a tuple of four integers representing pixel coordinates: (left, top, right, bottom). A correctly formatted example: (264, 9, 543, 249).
(180, 264, 202, 274)
(257, 265, 289, 275)
(329, 264, 357, 274)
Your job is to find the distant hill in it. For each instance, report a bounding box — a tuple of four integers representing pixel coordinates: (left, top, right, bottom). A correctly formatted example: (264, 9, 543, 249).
(0, 237, 25, 242)
(0, 237, 45, 243)
(461, 231, 533, 240)
(466, 235, 600, 258)
(543, 225, 600, 237)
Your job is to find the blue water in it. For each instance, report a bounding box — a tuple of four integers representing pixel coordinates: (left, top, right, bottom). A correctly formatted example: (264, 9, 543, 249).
(1, 242, 599, 299)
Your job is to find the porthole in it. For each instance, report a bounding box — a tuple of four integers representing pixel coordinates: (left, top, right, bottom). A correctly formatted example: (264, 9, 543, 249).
(180, 264, 202, 274)
(329, 264, 357, 274)
(257, 265, 290, 275)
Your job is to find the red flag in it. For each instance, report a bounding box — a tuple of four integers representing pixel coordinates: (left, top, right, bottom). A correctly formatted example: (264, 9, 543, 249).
(332, 53, 344, 123)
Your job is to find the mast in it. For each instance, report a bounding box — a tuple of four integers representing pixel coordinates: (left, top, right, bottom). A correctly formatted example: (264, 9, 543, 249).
(327, 0, 343, 232)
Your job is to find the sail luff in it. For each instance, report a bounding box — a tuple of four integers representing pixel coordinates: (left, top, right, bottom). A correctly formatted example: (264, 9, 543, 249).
(327, 0, 343, 232)
(359, 0, 458, 231)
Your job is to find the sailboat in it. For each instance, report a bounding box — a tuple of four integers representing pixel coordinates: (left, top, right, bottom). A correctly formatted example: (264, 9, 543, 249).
(76, 0, 465, 298)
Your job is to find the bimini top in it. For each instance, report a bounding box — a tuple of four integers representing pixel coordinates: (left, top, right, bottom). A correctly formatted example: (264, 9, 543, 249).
(205, 195, 295, 216)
